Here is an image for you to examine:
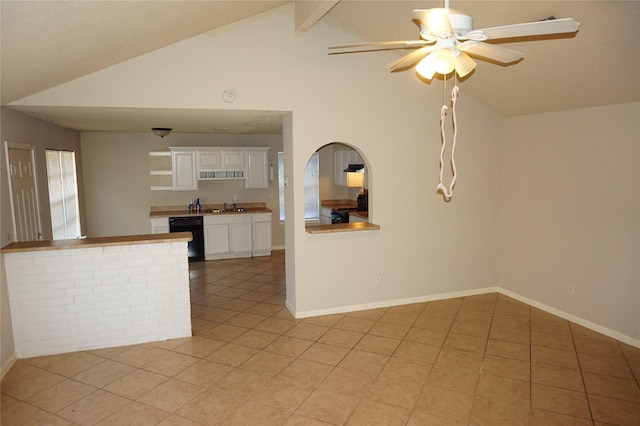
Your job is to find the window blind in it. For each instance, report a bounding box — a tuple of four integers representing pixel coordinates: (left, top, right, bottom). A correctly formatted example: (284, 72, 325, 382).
(46, 150, 80, 239)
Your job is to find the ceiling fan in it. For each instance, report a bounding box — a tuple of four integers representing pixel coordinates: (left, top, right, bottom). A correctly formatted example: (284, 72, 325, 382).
(329, 0, 581, 79)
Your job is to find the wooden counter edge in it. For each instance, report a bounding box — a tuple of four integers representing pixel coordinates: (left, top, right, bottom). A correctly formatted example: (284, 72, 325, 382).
(305, 222, 380, 234)
(1, 232, 193, 254)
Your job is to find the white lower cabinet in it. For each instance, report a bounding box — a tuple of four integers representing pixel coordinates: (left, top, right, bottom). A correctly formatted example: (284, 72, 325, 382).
(204, 224, 230, 256)
(204, 215, 252, 260)
(320, 207, 333, 225)
(252, 213, 272, 256)
(229, 222, 253, 254)
(150, 217, 169, 234)
(153, 212, 272, 260)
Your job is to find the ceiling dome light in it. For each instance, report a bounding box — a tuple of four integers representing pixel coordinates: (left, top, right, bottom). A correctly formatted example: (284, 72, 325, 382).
(151, 128, 172, 138)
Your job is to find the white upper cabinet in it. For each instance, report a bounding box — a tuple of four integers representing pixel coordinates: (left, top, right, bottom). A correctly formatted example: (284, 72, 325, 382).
(198, 150, 221, 170)
(222, 151, 244, 169)
(245, 148, 270, 189)
(153, 147, 270, 190)
(171, 150, 198, 191)
(197, 148, 245, 180)
(334, 148, 363, 186)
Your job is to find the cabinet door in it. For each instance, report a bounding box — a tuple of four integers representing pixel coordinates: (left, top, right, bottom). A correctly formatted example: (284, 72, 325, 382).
(245, 150, 269, 189)
(334, 148, 363, 186)
(252, 221, 272, 252)
(198, 151, 221, 170)
(334, 150, 346, 186)
(172, 151, 198, 190)
(347, 149, 363, 164)
(229, 223, 252, 253)
(204, 225, 229, 255)
(222, 151, 244, 169)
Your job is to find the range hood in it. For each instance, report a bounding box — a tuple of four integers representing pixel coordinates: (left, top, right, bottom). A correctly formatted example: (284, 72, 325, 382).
(343, 164, 364, 172)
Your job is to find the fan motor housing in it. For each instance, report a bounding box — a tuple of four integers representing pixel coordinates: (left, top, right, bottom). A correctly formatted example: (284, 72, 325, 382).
(449, 13, 473, 37)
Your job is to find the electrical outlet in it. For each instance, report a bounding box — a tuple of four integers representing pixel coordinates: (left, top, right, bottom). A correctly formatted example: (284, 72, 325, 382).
(375, 276, 382, 286)
(567, 285, 575, 296)
(233, 194, 238, 202)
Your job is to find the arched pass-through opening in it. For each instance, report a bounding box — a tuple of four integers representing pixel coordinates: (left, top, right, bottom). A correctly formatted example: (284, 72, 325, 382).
(304, 142, 379, 234)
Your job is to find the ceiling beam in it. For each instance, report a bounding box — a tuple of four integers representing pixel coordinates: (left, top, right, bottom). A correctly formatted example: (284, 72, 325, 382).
(294, 0, 339, 33)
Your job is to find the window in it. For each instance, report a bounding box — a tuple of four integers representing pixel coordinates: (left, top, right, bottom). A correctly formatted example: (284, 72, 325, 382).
(278, 151, 320, 222)
(278, 152, 285, 221)
(46, 150, 81, 239)
(304, 152, 320, 222)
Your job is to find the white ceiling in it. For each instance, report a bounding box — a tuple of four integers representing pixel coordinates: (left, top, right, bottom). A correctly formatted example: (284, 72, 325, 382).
(2, 1, 638, 134)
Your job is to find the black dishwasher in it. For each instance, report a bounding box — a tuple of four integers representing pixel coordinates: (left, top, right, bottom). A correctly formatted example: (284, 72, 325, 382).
(169, 216, 204, 262)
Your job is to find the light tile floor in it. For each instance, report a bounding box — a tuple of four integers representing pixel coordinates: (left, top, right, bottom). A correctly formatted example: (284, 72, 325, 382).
(2, 250, 640, 425)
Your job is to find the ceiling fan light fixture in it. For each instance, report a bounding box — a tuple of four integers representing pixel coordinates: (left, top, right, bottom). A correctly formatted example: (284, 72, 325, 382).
(416, 52, 438, 79)
(435, 48, 456, 74)
(151, 127, 172, 137)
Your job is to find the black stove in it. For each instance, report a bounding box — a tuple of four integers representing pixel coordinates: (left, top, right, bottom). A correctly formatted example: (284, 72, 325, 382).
(330, 192, 368, 224)
(330, 208, 355, 223)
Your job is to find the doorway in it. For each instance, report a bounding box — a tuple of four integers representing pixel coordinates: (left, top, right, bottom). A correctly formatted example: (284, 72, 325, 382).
(4, 142, 42, 242)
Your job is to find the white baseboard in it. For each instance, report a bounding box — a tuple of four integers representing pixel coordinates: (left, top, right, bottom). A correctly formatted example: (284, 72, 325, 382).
(1, 352, 17, 380)
(285, 299, 296, 318)
(289, 286, 640, 349)
(292, 287, 500, 319)
(497, 288, 640, 348)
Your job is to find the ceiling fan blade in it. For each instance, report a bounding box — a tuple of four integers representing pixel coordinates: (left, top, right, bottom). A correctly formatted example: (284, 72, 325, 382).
(389, 45, 437, 71)
(469, 18, 580, 40)
(413, 8, 453, 34)
(454, 52, 476, 78)
(329, 40, 432, 52)
(460, 41, 524, 64)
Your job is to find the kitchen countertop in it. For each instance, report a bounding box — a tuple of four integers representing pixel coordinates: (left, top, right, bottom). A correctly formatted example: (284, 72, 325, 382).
(150, 203, 271, 218)
(306, 222, 380, 234)
(1, 232, 193, 254)
(312, 199, 376, 233)
(320, 199, 357, 210)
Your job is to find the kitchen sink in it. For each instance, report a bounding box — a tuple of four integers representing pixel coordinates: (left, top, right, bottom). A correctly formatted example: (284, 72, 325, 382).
(208, 207, 245, 213)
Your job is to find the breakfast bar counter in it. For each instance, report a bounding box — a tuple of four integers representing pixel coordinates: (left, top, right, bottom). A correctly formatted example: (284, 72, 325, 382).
(2, 233, 193, 358)
(1, 232, 192, 253)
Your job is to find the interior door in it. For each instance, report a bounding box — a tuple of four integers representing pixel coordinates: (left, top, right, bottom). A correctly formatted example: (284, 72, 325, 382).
(5, 142, 42, 242)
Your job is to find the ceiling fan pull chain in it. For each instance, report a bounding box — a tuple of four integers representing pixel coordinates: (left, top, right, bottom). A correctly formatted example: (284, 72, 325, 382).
(437, 84, 459, 201)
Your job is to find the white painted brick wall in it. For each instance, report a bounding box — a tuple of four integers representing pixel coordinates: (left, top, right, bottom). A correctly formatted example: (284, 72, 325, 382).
(4, 240, 191, 358)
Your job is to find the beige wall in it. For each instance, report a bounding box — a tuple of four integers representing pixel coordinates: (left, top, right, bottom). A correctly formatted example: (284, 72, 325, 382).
(1, 107, 84, 370)
(499, 102, 640, 339)
(80, 132, 285, 247)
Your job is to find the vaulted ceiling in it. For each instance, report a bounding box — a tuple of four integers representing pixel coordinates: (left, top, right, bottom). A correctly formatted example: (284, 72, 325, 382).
(2, 1, 638, 133)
